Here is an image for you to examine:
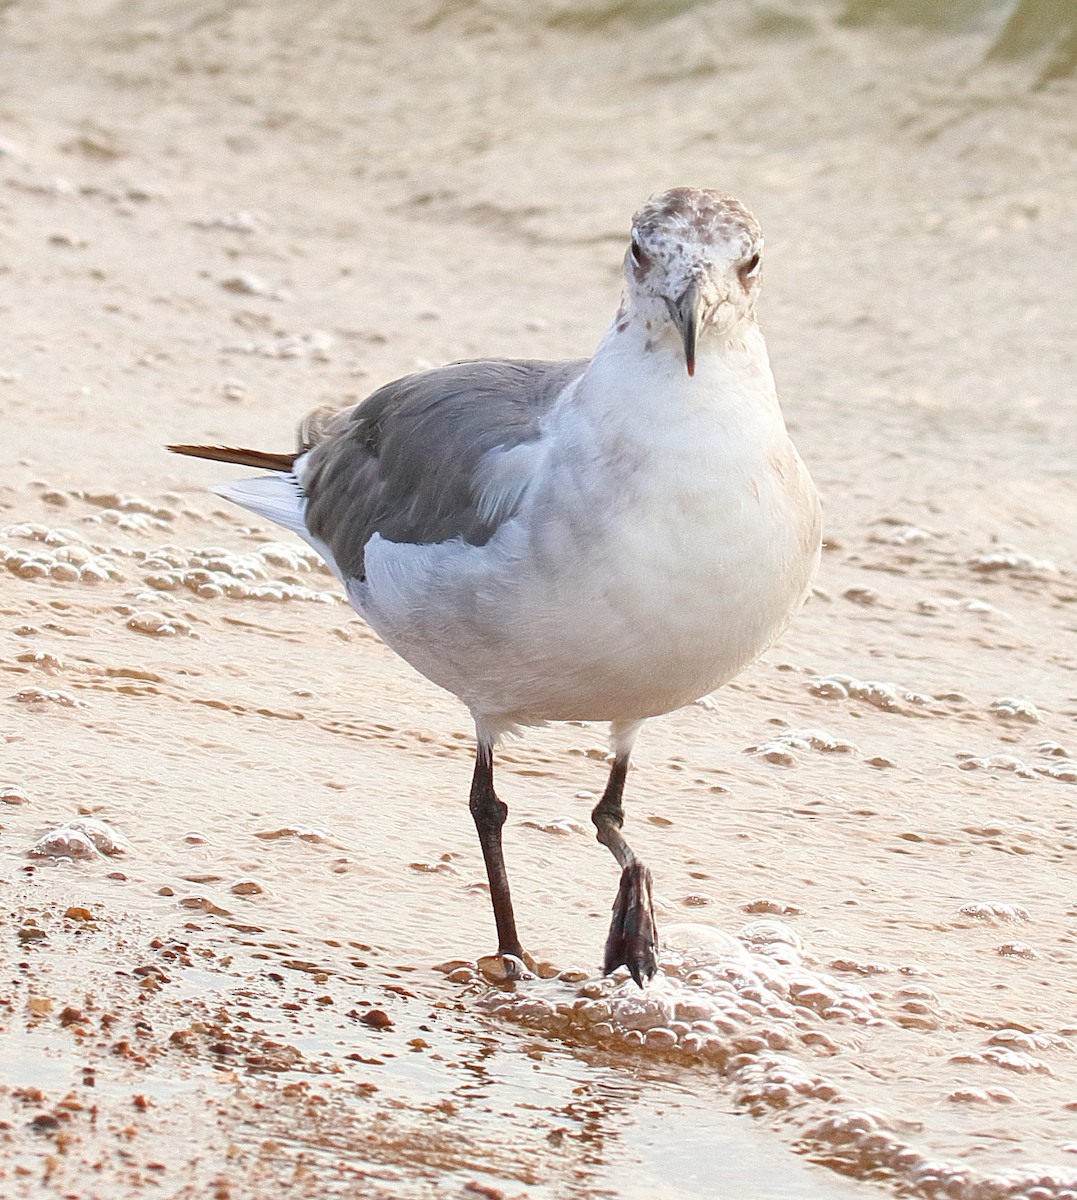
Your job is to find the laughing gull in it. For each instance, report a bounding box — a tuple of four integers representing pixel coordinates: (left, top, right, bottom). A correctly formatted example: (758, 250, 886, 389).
(170, 187, 821, 986)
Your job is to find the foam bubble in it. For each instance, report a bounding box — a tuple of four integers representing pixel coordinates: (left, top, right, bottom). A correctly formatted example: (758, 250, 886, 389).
(477, 922, 1077, 1199)
(746, 727, 859, 765)
(968, 549, 1059, 576)
(138, 542, 335, 603)
(958, 902, 1031, 924)
(990, 697, 1041, 724)
(30, 817, 129, 860)
(2, 532, 124, 584)
(13, 687, 88, 709)
(807, 675, 935, 713)
(957, 753, 1036, 778)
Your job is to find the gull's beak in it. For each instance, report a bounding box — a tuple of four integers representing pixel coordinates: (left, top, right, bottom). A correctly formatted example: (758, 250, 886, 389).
(665, 279, 705, 377)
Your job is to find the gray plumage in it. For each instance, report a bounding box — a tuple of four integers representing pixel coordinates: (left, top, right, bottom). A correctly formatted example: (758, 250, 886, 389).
(300, 357, 587, 579)
(168, 187, 822, 987)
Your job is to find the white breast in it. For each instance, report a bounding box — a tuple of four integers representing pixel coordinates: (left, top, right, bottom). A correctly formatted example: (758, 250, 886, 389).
(354, 327, 820, 734)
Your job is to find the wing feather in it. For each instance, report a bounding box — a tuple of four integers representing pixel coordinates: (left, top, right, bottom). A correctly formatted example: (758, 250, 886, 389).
(301, 357, 586, 580)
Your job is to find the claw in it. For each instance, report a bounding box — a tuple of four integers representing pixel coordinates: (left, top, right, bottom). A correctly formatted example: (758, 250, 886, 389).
(603, 861, 658, 986)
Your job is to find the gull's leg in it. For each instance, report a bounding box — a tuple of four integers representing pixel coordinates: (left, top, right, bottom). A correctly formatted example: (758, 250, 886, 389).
(469, 738, 529, 976)
(591, 721, 657, 986)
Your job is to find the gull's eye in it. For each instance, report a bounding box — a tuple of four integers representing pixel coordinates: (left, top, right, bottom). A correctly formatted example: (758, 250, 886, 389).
(629, 237, 647, 269)
(740, 252, 761, 282)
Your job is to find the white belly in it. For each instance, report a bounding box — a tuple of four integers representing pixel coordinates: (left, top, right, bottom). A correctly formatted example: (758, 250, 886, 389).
(353, 364, 820, 733)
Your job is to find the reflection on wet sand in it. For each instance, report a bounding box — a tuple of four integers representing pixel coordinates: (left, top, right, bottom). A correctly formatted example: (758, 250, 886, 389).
(1, 890, 866, 1198)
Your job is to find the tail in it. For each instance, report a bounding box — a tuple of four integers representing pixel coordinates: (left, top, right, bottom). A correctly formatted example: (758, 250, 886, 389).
(167, 441, 308, 539)
(167, 440, 344, 580)
(167, 444, 297, 472)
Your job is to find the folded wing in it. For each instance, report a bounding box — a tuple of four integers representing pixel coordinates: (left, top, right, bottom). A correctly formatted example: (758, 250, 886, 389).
(301, 357, 586, 580)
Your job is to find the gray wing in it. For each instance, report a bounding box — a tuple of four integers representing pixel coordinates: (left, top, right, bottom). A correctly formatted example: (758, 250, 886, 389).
(301, 357, 587, 580)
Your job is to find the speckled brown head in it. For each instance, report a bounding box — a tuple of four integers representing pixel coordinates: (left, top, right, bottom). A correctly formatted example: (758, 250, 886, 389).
(624, 187, 764, 374)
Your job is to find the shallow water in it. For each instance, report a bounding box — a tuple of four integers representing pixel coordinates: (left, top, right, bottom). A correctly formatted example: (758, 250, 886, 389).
(3, 490, 1076, 1195)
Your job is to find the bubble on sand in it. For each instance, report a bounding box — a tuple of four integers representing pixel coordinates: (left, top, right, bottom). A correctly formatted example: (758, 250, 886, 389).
(1, 524, 125, 584)
(254, 825, 331, 844)
(869, 523, 934, 546)
(958, 902, 1031, 924)
(409, 859, 455, 874)
(13, 687, 88, 709)
(16, 650, 65, 673)
(224, 329, 333, 361)
(953, 1048, 1054, 1076)
(746, 727, 859, 765)
(956, 752, 1037, 778)
(68, 818, 128, 854)
(986, 1030, 1069, 1054)
(738, 920, 804, 955)
(842, 585, 883, 606)
(743, 898, 803, 916)
(968, 549, 1059, 577)
(191, 209, 266, 234)
(807, 675, 934, 713)
(948, 1086, 1018, 1104)
(997, 942, 1038, 959)
(73, 491, 175, 520)
(126, 610, 194, 637)
(1037, 762, 1077, 784)
(30, 817, 129, 860)
(138, 542, 335, 603)
(806, 678, 849, 700)
(481, 923, 1077, 1198)
(990, 697, 1041, 724)
(87, 510, 169, 533)
(482, 917, 880, 1072)
(30, 827, 98, 860)
(219, 272, 290, 301)
(3, 521, 83, 543)
(521, 817, 589, 835)
(917, 596, 1004, 618)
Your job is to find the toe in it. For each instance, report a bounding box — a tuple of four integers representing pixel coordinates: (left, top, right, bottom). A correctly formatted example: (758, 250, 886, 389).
(603, 861, 659, 985)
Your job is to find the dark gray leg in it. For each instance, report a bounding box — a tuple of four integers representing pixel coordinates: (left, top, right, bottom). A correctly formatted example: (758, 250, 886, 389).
(469, 740, 528, 972)
(591, 747, 658, 986)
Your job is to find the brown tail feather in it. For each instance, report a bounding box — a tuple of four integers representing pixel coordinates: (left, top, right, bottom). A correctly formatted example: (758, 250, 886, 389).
(167, 444, 298, 472)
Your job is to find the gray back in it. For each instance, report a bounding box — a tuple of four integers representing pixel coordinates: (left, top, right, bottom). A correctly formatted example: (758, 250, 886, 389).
(302, 358, 587, 580)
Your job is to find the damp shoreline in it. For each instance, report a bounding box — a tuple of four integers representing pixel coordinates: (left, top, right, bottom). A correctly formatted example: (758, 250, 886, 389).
(2, 1, 1077, 1195)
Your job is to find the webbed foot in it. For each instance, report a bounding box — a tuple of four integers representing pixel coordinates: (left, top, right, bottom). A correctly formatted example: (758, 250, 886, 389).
(603, 861, 658, 986)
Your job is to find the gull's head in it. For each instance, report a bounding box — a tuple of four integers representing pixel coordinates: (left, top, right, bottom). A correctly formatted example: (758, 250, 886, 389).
(624, 187, 764, 375)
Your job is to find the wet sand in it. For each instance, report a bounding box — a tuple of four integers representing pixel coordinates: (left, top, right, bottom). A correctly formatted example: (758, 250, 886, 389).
(2, 2, 1077, 1196)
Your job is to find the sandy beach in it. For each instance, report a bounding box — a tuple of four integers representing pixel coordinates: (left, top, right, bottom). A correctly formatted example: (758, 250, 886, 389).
(2, 1, 1076, 1196)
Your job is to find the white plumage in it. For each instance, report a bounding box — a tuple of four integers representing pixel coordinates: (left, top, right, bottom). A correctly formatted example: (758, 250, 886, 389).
(175, 187, 821, 985)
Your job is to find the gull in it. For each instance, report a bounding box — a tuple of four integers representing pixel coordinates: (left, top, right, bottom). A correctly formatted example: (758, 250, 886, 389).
(170, 187, 821, 986)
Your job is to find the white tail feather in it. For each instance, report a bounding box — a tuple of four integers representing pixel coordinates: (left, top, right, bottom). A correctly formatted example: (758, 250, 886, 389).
(213, 475, 345, 582)
(213, 476, 307, 536)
